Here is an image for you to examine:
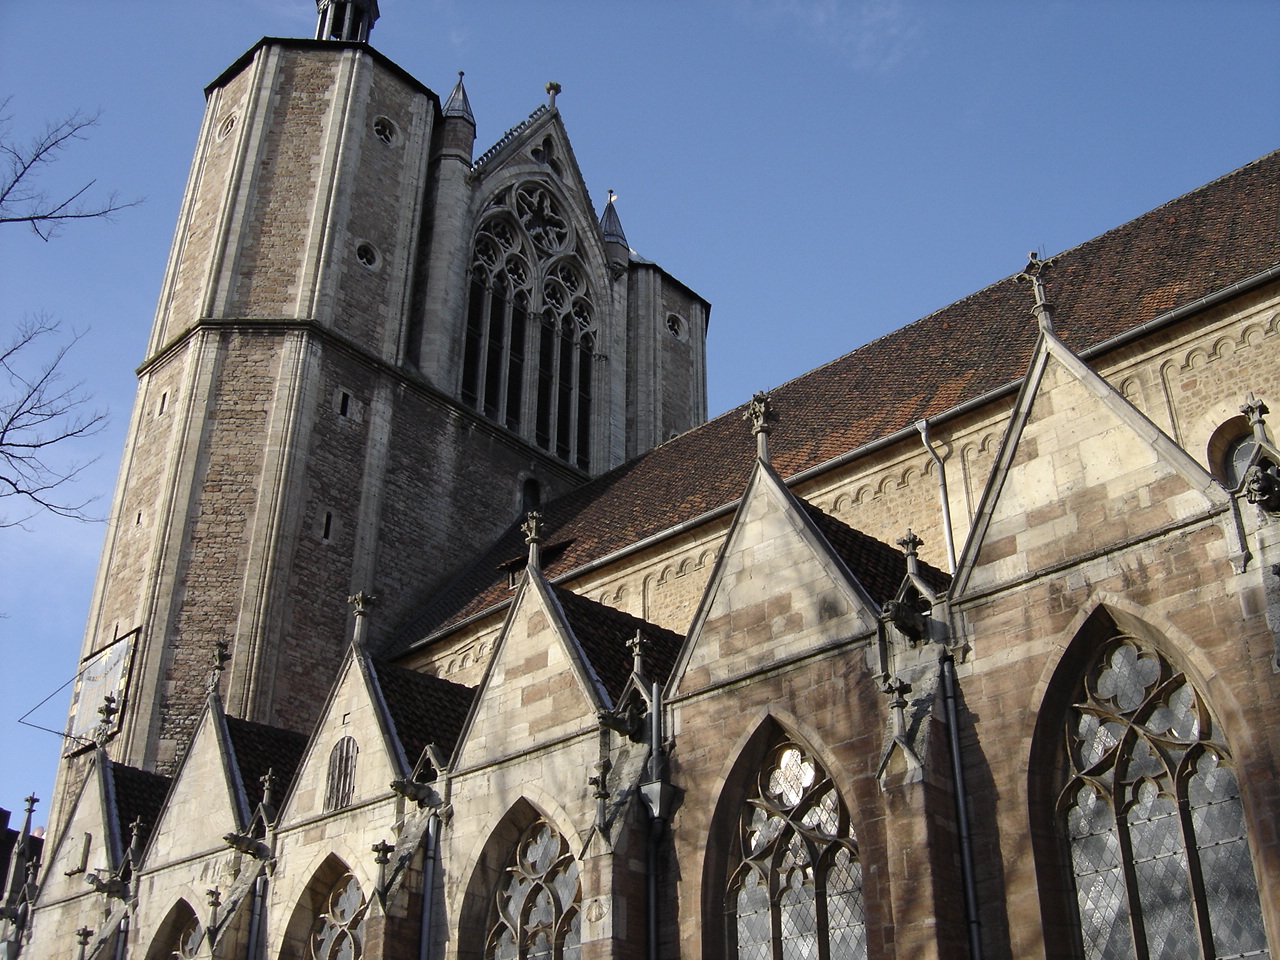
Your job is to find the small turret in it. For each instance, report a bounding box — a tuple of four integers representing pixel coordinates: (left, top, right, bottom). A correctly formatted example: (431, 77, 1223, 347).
(315, 0, 379, 42)
(600, 191, 630, 278)
(441, 72, 476, 163)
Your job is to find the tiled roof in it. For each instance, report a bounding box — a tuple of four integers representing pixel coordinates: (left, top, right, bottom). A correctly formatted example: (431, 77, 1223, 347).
(800, 500, 950, 605)
(552, 586, 684, 702)
(387, 150, 1280, 656)
(372, 661, 474, 773)
(223, 716, 309, 815)
(109, 762, 171, 858)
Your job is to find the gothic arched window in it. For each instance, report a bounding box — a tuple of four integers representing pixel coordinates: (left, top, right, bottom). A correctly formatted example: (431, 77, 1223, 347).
(462, 183, 597, 470)
(324, 737, 358, 811)
(726, 740, 867, 960)
(1059, 635, 1270, 960)
(485, 818, 581, 960)
(311, 873, 368, 960)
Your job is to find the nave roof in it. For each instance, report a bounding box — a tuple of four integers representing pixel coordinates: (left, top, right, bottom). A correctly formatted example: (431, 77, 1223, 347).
(388, 150, 1280, 655)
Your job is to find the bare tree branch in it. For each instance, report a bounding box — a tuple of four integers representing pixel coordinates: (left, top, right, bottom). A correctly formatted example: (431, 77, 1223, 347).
(1, 318, 108, 527)
(0, 98, 140, 241)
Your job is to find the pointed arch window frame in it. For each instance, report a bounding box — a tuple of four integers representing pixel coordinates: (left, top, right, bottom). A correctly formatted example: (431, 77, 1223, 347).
(723, 737, 868, 960)
(461, 181, 599, 471)
(1047, 628, 1271, 960)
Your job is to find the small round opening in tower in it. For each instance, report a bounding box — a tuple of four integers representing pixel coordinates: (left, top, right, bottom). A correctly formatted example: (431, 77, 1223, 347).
(372, 116, 397, 144)
(355, 242, 380, 268)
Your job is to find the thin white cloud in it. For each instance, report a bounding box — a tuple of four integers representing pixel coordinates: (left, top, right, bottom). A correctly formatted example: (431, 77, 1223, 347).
(732, 0, 922, 72)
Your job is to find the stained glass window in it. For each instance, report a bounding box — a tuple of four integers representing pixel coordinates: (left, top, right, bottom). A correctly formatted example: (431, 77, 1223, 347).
(311, 874, 368, 960)
(462, 183, 596, 470)
(727, 741, 867, 960)
(1060, 635, 1270, 960)
(485, 819, 581, 960)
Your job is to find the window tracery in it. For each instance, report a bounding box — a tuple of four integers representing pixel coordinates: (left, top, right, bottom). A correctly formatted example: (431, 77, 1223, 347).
(727, 740, 866, 960)
(485, 818, 581, 960)
(462, 183, 596, 470)
(1060, 635, 1270, 960)
(310, 873, 368, 960)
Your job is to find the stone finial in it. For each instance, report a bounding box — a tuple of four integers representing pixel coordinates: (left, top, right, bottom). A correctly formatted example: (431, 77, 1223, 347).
(522, 511, 543, 569)
(260, 768, 277, 811)
(371, 839, 395, 866)
(881, 676, 911, 738)
(94, 695, 119, 745)
(1017, 251, 1056, 332)
(23, 794, 38, 817)
(205, 639, 232, 696)
(744, 391, 776, 461)
(897, 529, 923, 577)
(76, 927, 94, 958)
(348, 591, 377, 647)
(627, 631, 649, 678)
(1242, 392, 1271, 442)
(546, 81, 562, 108)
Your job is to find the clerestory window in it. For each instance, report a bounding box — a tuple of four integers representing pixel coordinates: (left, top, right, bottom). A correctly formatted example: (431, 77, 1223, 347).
(1059, 635, 1270, 960)
(485, 818, 581, 960)
(727, 740, 867, 960)
(462, 183, 596, 471)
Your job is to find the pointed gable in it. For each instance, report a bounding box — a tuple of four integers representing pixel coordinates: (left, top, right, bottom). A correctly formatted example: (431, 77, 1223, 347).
(453, 571, 601, 772)
(143, 706, 243, 867)
(277, 651, 403, 826)
(956, 331, 1224, 596)
(671, 461, 884, 697)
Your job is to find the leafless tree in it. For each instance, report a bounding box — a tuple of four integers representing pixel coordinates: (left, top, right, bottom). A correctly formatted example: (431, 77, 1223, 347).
(1, 99, 138, 240)
(1, 319, 108, 527)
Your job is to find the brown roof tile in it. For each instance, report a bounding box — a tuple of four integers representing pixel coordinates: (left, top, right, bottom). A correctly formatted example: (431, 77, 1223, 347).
(223, 716, 309, 815)
(108, 762, 171, 858)
(387, 150, 1280, 655)
(371, 661, 474, 773)
(551, 587, 684, 702)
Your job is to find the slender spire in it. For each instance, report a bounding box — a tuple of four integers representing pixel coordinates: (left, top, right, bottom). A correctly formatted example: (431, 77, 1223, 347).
(601, 191, 629, 278)
(522, 511, 543, 570)
(315, 0, 379, 42)
(444, 72, 475, 125)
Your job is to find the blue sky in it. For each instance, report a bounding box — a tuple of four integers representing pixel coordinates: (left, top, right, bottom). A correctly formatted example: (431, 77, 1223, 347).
(2, 0, 1278, 824)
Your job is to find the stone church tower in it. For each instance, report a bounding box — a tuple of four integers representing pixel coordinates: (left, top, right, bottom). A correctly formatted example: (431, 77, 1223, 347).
(58, 3, 708, 803)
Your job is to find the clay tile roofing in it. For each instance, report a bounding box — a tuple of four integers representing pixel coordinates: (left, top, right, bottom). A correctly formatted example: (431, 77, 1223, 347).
(108, 762, 171, 855)
(372, 661, 474, 771)
(551, 587, 684, 702)
(223, 716, 309, 815)
(799, 500, 950, 605)
(386, 150, 1280, 656)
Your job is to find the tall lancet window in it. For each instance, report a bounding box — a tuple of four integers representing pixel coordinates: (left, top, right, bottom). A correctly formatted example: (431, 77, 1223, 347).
(1059, 635, 1270, 960)
(462, 182, 597, 470)
(727, 740, 867, 959)
(486, 818, 581, 960)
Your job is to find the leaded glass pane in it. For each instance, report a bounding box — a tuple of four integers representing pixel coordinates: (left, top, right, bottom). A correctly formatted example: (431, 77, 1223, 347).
(1060, 634, 1271, 960)
(1190, 753, 1271, 959)
(779, 870, 818, 960)
(827, 848, 868, 957)
(485, 819, 581, 960)
(729, 740, 866, 959)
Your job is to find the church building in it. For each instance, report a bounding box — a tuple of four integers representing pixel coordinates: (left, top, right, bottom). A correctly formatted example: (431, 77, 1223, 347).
(4, 3, 1279, 958)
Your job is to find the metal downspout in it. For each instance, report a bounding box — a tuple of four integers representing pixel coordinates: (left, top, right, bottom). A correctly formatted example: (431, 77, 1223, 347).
(941, 652, 982, 960)
(917, 419, 957, 574)
(113, 913, 128, 960)
(246, 873, 265, 960)
(418, 815, 440, 960)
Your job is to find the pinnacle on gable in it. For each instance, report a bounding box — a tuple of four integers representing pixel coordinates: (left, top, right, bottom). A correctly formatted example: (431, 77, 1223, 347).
(444, 71, 475, 125)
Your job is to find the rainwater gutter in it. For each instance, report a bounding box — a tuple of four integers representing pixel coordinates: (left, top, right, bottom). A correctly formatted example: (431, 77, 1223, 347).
(916, 419, 957, 573)
(940, 651, 982, 960)
(246, 873, 265, 960)
(418, 814, 440, 960)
